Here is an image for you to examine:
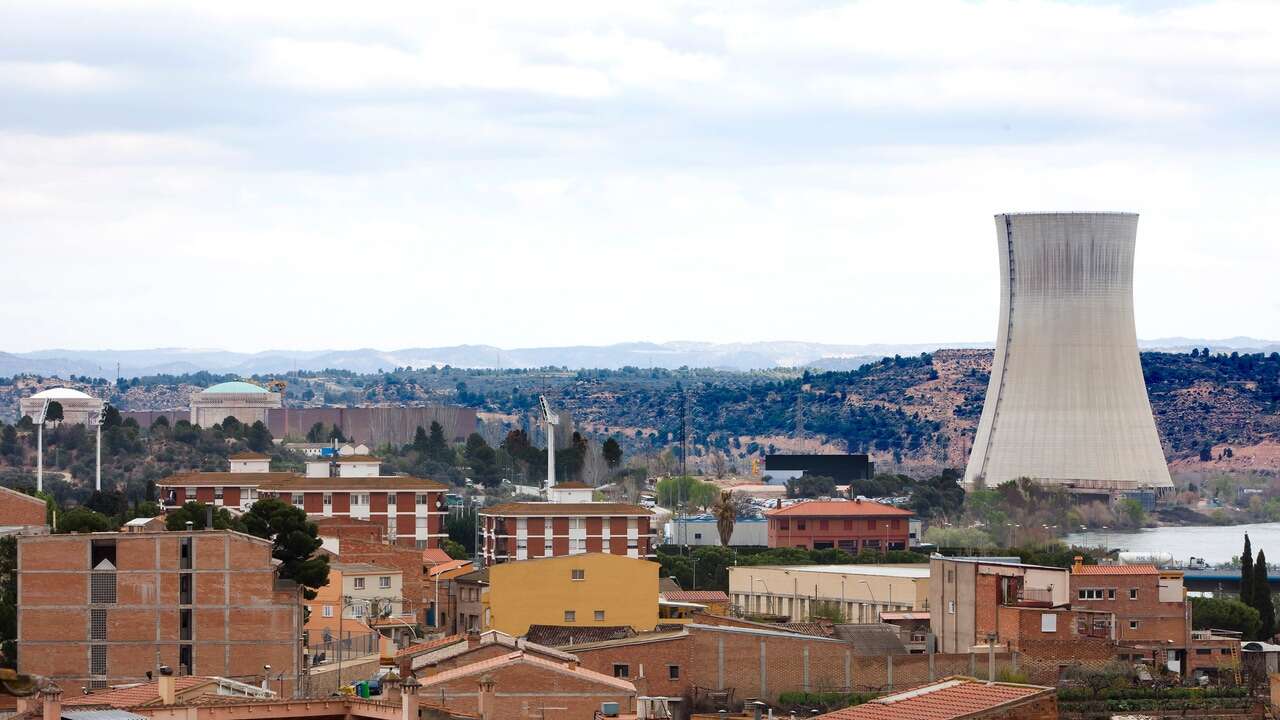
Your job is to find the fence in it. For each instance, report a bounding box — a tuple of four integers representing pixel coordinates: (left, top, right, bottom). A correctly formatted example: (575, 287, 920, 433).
(307, 630, 382, 667)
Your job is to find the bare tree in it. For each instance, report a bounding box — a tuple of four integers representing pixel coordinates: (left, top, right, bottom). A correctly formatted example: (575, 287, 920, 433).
(581, 441, 609, 487)
(709, 450, 727, 479)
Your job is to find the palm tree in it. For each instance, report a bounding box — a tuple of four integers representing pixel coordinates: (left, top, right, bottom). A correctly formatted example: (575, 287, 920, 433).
(712, 491, 742, 547)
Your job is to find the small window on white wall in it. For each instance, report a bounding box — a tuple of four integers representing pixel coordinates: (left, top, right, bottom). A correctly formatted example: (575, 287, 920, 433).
(1041, 613, 1057, 632)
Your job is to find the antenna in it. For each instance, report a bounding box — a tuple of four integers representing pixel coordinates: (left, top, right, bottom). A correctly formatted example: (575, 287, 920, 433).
(88, 408, 105, 492)
(32, 399, 50, 493)
(538, 396, 559, 490)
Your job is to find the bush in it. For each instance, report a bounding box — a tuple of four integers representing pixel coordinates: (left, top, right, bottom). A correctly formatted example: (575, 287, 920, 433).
(776, 691, 877, 711)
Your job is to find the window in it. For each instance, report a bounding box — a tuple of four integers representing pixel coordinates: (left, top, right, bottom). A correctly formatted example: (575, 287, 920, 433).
(353, 494, 369, 506)
(693, 533, 702, 540)
(388, 492, 397, 506)
(90, 609, 107, 640)
(90, 645, 107, 675)
(323, 605, 333, 618)
(352, 604, 366, 618)
(1129, 620, 1139, 630)
(180, 609, 192, 641)
(571, 569, 585, 581)
(379, 576, 391, 589)
(179, 573, 192, 604)
(1040, 614, 1057, 632)
(564, 610, 576, 622)
(1107, 589, 1116, 600)
(323, 493, 332, 506)
(779, 521, 789, 530)
(291, 493, 304, 507)
(947, 601, 955, 614)
(179, 537, 192, 569)
(416, 494, 428, 505)
(90, 572, 117, 604)
(819, 520, 828, 530)
(668, 665, 680, 680)
(594, 610, 606, 621)
(797, 521, 806, 530)
(867, 519, 875, 530)
(1196, 648, 1212, 655)
(613, 664, 629, 678)
(1129, 588, 1138, 600)
(353, 577, 365, 590)
(214, 487, 223, 500)
(1078, 589, 1104, 600)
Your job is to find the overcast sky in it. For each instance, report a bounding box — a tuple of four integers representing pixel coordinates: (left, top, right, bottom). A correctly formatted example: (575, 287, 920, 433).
(2, 1, 1278, 352)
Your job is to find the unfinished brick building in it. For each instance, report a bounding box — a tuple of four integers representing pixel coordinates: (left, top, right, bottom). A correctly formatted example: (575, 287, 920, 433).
(17, 530, 304, 694)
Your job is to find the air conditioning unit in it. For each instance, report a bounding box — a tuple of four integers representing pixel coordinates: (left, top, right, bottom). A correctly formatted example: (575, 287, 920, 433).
(599, 701, 620, 717)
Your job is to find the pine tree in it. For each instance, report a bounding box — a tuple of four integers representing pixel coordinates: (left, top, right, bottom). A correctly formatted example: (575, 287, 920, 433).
(1242, 534, 1254, 605)
(1254, 550, 1275, 640)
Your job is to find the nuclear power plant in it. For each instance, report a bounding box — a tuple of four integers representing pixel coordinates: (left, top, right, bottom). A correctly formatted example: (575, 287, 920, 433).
(963, 212, 1173, 493)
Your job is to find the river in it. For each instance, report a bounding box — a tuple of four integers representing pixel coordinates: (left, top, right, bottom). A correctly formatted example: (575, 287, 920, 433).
(1063, 522, 1280, 565)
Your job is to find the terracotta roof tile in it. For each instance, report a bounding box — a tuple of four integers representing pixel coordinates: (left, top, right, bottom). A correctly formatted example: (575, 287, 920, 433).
(228, 452, 271, 460)
(427, 559, 473, 577)
(662, 590, 730, 603)
(417, 651, 635, 693)
(63, 678, 211, 708)
(816, 677, 1052, 720)
(481, 502, 652, 517)
(549, 482, 593, 489)
(421, 548, 453, 564)
(765, 500, 913, 518)
(396, 634, 464, 658)
(524, 624, 637, 647)
(1072, 564, 1160, 575)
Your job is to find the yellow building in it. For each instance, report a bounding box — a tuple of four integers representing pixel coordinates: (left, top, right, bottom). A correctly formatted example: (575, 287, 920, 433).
(486, 553, 659, 637)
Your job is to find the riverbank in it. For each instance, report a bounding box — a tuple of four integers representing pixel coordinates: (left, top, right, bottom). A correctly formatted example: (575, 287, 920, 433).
(1063, 522, 1276, 564)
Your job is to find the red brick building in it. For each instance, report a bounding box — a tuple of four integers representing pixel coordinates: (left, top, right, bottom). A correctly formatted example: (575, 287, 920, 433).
(478, 502, 655, 565)
(157, 457, 448, 549)
(0, 486, 47, 529)
(17, 530, 304, 694)
(415, 650, 636, 720)
(1069, 562, 1189, 647)
(765, 499, 912, 552)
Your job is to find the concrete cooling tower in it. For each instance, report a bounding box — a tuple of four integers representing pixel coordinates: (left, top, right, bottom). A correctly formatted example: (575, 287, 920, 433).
(963, 212, 1173, 492)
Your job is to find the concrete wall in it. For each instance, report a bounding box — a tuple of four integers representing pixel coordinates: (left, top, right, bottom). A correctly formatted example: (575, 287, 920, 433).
(728, 565, 927, 622)
(268, 406, 476, 446)
(964, 212, 1173, 491)
(487, 553, 658, 636)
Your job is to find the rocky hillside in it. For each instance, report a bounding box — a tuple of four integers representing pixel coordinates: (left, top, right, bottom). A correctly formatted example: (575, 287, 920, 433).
(4, 350, 1277, 477)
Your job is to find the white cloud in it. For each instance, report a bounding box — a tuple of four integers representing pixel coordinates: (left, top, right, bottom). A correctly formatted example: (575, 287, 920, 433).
(0, 61, 129, 92)
(0, 0, 1277, 351)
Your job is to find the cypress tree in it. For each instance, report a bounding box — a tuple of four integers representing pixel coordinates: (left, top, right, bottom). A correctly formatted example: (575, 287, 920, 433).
(1254, 550, 1275, 640)
(1242, 534, 1254, 605)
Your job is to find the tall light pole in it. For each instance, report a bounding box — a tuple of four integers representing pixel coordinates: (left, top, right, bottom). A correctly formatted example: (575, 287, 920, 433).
(538, 396, 559, 491)
(89, 409, 104, 492)
(31, 400, 49, 493)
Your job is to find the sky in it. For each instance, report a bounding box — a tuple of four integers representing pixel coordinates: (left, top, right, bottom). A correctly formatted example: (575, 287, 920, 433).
(2, 0, 1278, 353)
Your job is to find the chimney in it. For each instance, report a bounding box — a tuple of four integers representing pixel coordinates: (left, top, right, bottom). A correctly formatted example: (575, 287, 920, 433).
(1073, 556, 1084, 571)
(40, 684, 62, 720)
(383, 673, 402, 705)
(775, 499, 782, 509)
(476, 675, 496, 720)
(466, 629, 481, 649)
(565, 657, 578, 670)
(399, 675, 420, 720)
(158, 665, 176, 705)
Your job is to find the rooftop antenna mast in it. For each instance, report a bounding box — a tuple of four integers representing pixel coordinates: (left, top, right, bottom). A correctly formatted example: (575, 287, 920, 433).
(88, 408, 105, 491)
(538, 395, 559, 491)
(31, 400, 49, 493)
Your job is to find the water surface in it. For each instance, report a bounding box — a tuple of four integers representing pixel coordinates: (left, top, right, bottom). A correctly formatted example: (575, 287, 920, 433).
(1064, 522, 1280, 565)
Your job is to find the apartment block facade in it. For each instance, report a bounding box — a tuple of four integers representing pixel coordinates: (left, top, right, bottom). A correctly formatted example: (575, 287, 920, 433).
(765, 499, 913, 552)
(17, 530, 303, 693)
(157, 457, 448, 549)
(478, 502, 655, 565)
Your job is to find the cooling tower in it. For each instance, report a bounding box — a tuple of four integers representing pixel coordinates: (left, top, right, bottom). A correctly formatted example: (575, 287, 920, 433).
(963, 212, 1172, 492)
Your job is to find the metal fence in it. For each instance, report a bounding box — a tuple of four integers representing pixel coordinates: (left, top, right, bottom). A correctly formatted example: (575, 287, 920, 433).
(307, 630, 381, 666)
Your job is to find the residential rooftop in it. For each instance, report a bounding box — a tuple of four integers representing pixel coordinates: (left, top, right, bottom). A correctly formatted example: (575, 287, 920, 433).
(480, 502, 652, 516)
(765, 500, 913, 517)
(748, 564, 930, 578)
(815, 676, 1053, 720)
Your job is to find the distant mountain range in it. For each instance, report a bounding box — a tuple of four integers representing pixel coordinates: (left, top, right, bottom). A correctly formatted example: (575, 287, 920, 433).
(2, 338, 1277, 377)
